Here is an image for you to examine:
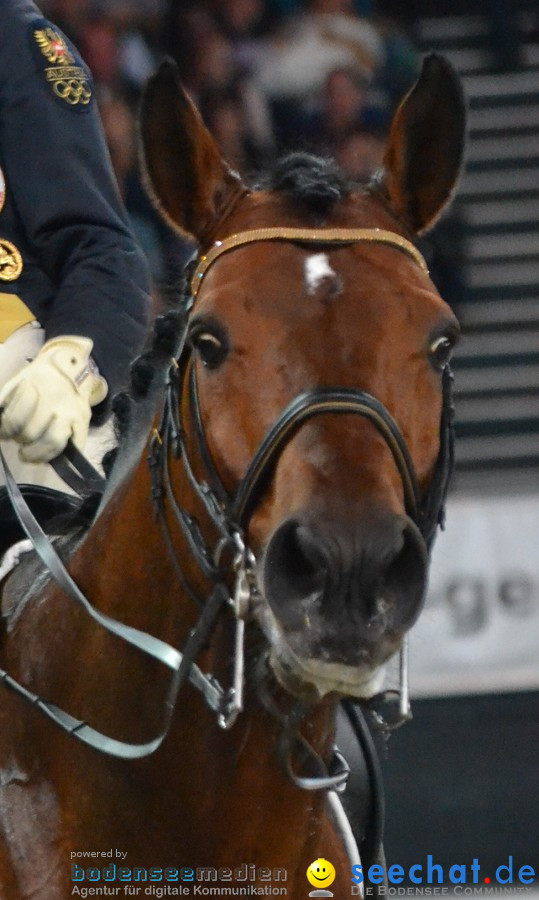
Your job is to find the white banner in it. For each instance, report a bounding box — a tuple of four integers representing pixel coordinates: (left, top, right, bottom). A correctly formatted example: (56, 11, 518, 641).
(409, 492, 539, 697)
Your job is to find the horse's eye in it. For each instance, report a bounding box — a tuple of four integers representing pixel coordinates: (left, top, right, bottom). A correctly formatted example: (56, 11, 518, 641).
(429, 334, 455, 370)
(191, 331, 227, 369)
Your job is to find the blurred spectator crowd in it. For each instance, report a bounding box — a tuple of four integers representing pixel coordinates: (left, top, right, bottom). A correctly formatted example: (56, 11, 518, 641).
(39, 0, 461, 299)
(164, 0, 419, 180)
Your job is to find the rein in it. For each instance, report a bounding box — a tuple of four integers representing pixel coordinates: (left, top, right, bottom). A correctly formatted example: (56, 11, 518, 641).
(0, 226, 454, 771)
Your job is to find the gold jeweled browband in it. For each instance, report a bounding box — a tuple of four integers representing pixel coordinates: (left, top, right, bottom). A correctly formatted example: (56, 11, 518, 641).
(191, 227, 429, 298)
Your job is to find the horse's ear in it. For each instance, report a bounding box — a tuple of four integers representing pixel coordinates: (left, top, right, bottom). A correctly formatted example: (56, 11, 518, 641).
(139, 59, 246, 242)
(380, 54, 466, 235)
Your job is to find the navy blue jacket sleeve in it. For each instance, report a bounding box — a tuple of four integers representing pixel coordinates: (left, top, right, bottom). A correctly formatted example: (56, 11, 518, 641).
(0, 0, 150, 402)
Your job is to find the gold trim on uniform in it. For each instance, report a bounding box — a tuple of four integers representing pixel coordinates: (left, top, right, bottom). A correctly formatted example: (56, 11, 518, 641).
(0, 293, 35, 342)
(34, 27, 92, 107)
(0, 240, 23, 282)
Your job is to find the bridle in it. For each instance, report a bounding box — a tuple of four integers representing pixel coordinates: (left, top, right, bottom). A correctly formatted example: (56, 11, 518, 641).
(155, 225, 454, 724)
(0, 224, 454, 764)
(185, 225, 448, 539)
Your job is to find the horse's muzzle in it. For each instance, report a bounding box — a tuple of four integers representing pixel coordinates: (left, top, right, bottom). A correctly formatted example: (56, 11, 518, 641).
(261, 509, 428, 682)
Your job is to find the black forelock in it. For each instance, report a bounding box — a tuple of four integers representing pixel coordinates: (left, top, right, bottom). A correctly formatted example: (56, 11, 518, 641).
(264, 152, 350, 218)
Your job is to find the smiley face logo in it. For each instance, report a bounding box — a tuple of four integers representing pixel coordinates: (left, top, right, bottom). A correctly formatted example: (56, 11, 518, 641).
(306, 858, 336, 889)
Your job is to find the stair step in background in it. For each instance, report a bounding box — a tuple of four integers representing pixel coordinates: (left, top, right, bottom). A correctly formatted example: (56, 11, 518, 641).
(416, 15, 539, 490)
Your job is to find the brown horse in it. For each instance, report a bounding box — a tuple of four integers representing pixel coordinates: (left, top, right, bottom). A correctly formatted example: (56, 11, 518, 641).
(0, 54, 465, 898)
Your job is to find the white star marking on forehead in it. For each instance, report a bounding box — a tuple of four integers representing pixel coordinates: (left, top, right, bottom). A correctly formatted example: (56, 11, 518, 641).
(304, 253, 338, 295)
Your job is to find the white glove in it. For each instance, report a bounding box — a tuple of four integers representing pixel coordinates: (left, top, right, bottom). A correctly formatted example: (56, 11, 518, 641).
(0, 335, 108, 463)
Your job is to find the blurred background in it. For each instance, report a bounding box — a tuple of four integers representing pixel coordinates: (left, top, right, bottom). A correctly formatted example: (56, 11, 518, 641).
(38, 0, 539, 883)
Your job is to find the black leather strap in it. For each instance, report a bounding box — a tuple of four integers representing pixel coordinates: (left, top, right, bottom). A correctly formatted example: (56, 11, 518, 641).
(342, 700, 388, 896)
(186, 364, 423, 535)
(49, 439, 106, 496)
(420, 365, 455, 547)
(232, 388, 421, 529)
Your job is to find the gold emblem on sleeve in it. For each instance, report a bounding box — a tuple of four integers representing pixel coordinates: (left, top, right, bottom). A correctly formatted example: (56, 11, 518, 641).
(0, 240, 23, 282)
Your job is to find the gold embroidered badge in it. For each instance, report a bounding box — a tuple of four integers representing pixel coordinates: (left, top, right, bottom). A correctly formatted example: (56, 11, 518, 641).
(0, 168, 5, 215)
(34, 27, 92, 108)
(0, 240, 23, 282)
(34, 27, 74, 65)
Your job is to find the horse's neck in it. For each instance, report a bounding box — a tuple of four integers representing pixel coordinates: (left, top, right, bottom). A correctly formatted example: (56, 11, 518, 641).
(0, 449, 198, 740)
(1, 454, 350, 877)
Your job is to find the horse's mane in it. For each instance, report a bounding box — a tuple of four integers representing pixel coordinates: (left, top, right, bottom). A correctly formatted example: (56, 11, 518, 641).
(104, 304, 188, 470)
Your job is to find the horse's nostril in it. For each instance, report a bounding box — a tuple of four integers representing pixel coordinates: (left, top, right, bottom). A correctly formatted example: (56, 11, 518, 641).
(294, 524, 328, 576)
(264, 521, 327, 625)
(382, 521, 428, 630)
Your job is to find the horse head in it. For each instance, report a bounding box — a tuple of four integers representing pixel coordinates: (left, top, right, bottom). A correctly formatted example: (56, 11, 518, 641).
(139, 55, 465, 706)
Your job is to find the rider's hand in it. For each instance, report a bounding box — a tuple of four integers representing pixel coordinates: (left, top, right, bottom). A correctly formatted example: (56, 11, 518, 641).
(0, 335, 108, 463)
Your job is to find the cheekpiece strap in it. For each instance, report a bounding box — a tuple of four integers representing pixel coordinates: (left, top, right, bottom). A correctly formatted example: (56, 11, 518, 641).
(191, 227, 429, 298)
